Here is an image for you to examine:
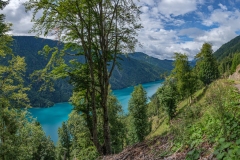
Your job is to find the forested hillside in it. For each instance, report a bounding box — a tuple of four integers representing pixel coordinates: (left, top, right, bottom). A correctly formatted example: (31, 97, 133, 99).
(104, 43, 240, 160)
(214, 35, 240, 61)
(213, 35, 240, 76)
(9, 36, 173, 107)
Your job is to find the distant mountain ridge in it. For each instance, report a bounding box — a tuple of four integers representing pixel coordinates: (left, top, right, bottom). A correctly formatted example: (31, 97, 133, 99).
(7, 36, 173, 107)
(214, 35, 240, 60)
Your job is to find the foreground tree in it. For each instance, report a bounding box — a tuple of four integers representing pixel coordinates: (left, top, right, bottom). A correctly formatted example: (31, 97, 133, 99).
(104, 92, 125, 153)
(25, 0, 141, 155)
(128, 85, 149, 144)
(57, 122, 71, 160)
(195, 43, 219, 85)
(0, 1, 55, 159)
(56, 93, 124, 159)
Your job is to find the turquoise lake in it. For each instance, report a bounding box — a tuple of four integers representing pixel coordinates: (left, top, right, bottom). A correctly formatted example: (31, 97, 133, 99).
(29, 80, 163, 143)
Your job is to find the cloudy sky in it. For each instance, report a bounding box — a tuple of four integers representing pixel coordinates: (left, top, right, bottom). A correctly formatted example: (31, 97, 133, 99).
(2, 0, 240, 60)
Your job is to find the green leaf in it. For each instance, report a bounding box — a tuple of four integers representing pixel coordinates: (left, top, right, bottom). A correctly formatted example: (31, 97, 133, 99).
(217, 153, 225, 159)
(236, 139, 240, 145)
(219, 138, 226, 143)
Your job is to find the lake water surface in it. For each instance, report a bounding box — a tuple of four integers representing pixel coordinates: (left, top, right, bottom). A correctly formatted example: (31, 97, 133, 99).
(29, 80, 163, 143)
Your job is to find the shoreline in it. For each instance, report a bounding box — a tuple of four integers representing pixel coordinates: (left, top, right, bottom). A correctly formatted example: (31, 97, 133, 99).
(31, 79, 164, 108)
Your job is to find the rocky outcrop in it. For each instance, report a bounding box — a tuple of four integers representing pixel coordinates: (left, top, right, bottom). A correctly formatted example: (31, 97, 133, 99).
(229, 65, 240, 80)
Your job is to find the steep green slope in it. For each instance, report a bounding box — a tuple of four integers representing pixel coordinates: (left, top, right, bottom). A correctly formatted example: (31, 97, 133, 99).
(214, 35, 240, 61)
(110, 52, 173, 89)
(128, 52, 173, 70)
(105, 79, 240, 159)
(111, 55, 168, 89)
(7, 36, 173, 107)
(11, 36, 72, 107)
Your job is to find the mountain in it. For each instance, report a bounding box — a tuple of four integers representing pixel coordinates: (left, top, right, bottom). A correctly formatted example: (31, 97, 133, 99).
(7, 36, 173, 107)
(214, 35, 240, 60)
(128, 52, 173, 70)
(212, 35, 240, 75)
(111, 52, 173, 89)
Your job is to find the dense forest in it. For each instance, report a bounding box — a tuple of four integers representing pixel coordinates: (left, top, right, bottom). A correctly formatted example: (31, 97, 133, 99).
(2, 0, 240, 159)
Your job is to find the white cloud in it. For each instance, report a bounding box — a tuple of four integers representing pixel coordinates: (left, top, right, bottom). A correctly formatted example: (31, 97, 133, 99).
(143, 0, 155, 7)
(202, 9, 236, 26)
(197, 27, 236, 44)
(178, 28, 206, 38)
(158, 0, 197, 16)
(218, 3, 228, 10)
(208, 5, 213, 11)
(197, 8, 240, 52)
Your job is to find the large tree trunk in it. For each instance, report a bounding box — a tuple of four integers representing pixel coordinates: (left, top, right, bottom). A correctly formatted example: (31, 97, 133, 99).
(102, 75, 111, 154)
(88, 55, 102, 154)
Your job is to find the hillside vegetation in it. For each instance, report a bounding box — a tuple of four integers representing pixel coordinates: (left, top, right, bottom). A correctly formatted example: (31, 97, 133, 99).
(104, 78, 240, 159)
(101, 37, 240, 160)
(213, 35, 240, 78)
(214, 35, 240, 61)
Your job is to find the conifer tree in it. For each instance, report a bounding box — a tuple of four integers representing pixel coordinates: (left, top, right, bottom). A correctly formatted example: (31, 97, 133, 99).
(157, 80, 177, 120)
(172, 53, 197, 102)
(128, 85, 149, 144)
(195, 43, 219, 85)
(58, 122, 71, 160)
(230, 53, 240, 73)
(172, 53, 191, 99)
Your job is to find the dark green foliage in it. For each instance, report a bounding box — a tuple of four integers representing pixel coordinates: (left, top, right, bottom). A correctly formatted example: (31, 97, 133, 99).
(128, 85, 149, 144)
(214, 35, 240, 76)
(214, 35, 240, 61)
(157, 80, 177, 119)
(107, 93, 126, 153)
(147, 94, 161, 117)
(58, 122, 71, 159)
(57, 93, 125, 158)
(111, 54, 172, 89)
(31, 132, 55, 160)
(195, 43, 219, 85)
(230, 53, 240, 73)
(217, 52, 240, 77)
(186, 149, 201, 160)
(172, 53, 196, 100)
(0, 3, 55, 159)
(218, 56, 232, 76)
(0, 109, 55, 160)
(9, 36, 73, 107)
(128, 52, 174, 70)
(57, 111, 99, 160)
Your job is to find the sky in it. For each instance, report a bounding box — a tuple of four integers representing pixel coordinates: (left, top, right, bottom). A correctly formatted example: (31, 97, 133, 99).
(2, 0, 240, 60)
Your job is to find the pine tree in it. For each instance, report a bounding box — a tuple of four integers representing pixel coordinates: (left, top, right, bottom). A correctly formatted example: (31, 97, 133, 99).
(195, 43, 219, 85)
(230, 53, 240, 73)
(172, 53, 191, 99)
(128, 85, 149, 144)
(172, 53, 197, 102)
(157, 80, 177, 120)
(58, 122, 71, 160)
